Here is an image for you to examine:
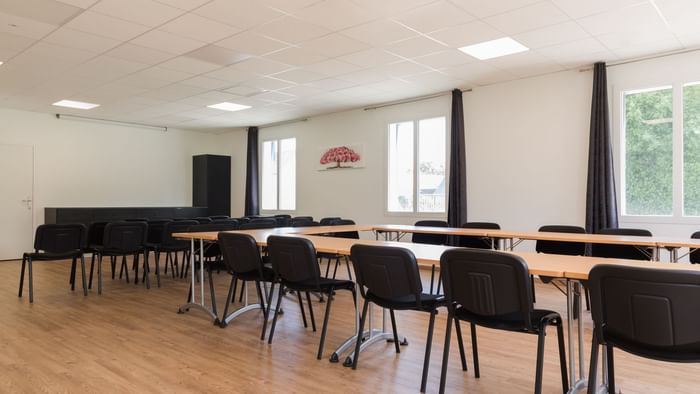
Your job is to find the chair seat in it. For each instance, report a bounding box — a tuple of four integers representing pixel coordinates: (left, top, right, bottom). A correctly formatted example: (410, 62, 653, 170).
(367, 292, 445, 311)
(284, 277, 354, 292)
(232, 266, 275, 282)
(23, 250, 82, 261)
(455, 307, 560, 333)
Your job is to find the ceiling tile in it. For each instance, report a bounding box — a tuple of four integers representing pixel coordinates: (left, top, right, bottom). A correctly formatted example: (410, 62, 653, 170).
(276, 84, 324, 97)
(259, 0, 319, 13)
(577, 3, 664, 36)
(223, 85, 265, 97)
(158, 56, 221, 74)
(241, 76, 295, 91)
(384, 36, 447, 58)
(118, 66, 194, 89)
(536, 37, 613, 65)
(185, 45, 252, 66)
(413, 50, 475, 68)
(0, 31, 35, 54)
(194, 0, 284, 30)
(373, 60, 432, 78)
(43, 27, 122, 53)
(272, 68, 325, 84)
(484, 2, 570, 35)
(56, 0, 99, 8)
(264, 47, 327, 66)
(0, 0, 82, 25)
(180, 75, 232, 89)
(612, 38, 683, 60)
(72, 56, 150, 82)
(350, 0, 441, 17)
(106, 43, 174, 65)
(393, 1, 476, 34)
(596, 25, 678, 50)
(513, 21, 590, 49)
(336, 69, 388, 85)
(253, 16, 331, 44)
(65, 10, 151, 41)
(152, 0, 210, 11)
(340, 19, 418, 46)
(179, 91, 246, 106)
(552, 0, 644, 19)
(231, 57, 294, 76)
(300, 33, 369, 58)
(91, 0, 185, 27)
(141, 83, 207, 100)
(251, 90, 296, 103)
(304, 59, 361, 77)
(294, 0, 375, 31)
(159, 13, 241, 43)
(215, 31, 291, 56)
(0, 11, 59, 39)
(449, 0, 542, 18)
(427, 20, 502, 48)
(338, 48, 403, 68)
(203, 66, 256, 83)
(130, 29, 206, 55)
(10, 42, 96, 70)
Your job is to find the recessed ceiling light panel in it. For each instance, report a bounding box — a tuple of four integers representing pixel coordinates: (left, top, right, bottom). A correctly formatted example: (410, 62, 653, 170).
(52, 99, 100, 110)
(207, 102, 252, 112)
(459, 37, 529, 60)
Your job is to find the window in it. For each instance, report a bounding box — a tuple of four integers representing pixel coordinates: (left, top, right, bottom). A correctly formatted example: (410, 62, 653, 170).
(387, 117, 446, 213)
(621, 81, 700, 218)
(261, 138, 296, 211)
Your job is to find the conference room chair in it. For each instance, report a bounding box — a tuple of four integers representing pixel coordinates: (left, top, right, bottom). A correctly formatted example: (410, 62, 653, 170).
(18, 223, 88, 303)
(266, 236, 355, 360)
(142, 219, 172, 284)
(689, 231, 700, 264)
(293, 216, 314, 222)
(211, 218, 240, 228)
(587, 265, 700, 394)
(591, 227, 653, 260)
(350, 244, 445, 393)
(209, 215, 229, 220)
(319, 217, 341, 225)
(290, 218, 320, 227)
(151, 220, 199, 283)
(458, 222, 500, 249)
(325, 219, 358, 280)
(94, 221, 149, 294)
(413, 220, 449, 294)
(218, 233, 276, 335)
(235, 217, 250, 224)
(274, 214, 291, 227)
(193, 217, 213, 224)
(240, 219, 276, 230)
(439, 249, 568, 394)
(86, 222, 108, 289)
(535, 225, 587, 308)
(125, 218, 149, 222)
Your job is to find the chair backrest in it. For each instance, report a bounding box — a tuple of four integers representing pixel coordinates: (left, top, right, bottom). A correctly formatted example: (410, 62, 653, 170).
(291, 219, 320, 227)
(690, 231, 700, 264)
(588, 265, 700, 361)
(33, 224, 87, 254)
(320, 217, 342, 225)
(268, 236, 320, 287)
(146, 219, 172, 244)
(274, 216, 290, 227)
(350, 245, 423, 306)
(440, 248, 533, 330)
(194, 217, 213, 224)
(209, 215, 229, 220)
(125, 217, 149, 222)
(591, 227, 652, 260)
(535, 225, 586, 256)
(239, 220, 276, 230)
(87, 222, 108, 247)
(161, 220, 199, 248)
(328, 219, 359, 239)
(294, 216, 314, 222)
(458, 222, 500, 249)
(211, 218, 240, 228)
(218, 232, 264, 275)
(412, 220, 448, 245)
(189, 222, 238, 233)
(102, 222, 148, 252)
(236, 217, 251, 224)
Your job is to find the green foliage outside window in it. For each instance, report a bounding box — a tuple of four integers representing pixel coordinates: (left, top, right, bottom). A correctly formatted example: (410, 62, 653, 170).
(684, 84, 700, 216)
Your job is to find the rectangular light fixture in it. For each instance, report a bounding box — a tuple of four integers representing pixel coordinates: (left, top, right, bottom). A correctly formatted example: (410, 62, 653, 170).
(207, 102, 251, 112)
(459, 37, 529, 60)
(52, 99, 100, 110)
(0, 61, 3, 66)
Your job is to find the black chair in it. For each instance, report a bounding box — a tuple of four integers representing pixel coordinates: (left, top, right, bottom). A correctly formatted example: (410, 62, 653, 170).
(591, 228, 652, 260)
(689, 231, 700, 264)
(458, 222, 500, 249)
(293, 216, 313, 222)
(291, 219, 319, 227)
(152, 220, 199, 283)
(86, 222, 108, 289)
(412, 220, 448, 245)
(19, 224, 88, 303)
(324, 219, 358, 280)
(211, 218, 240, 228)
(535, 225, 588, 307)
(236, 217, 251, 224)
(587, 265, 700, 394)
(267, 236, 355, 360)
(439, 249, 568, 394)
(274, 214, 291, 227)
(209, 215, 229, 220)
(319, 217, 341, 225)
(95, 221, 149, 293)
(194, 217, 213, 224)
(218, 233, 276, 333)
(350, 244, 445, 393)
(143, 219, 172, 285)
(240, 220, 276, 230)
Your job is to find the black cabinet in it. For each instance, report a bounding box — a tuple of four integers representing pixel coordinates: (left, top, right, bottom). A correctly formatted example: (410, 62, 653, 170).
(193, 154, 231, 216)
(45, 207, 209, 224)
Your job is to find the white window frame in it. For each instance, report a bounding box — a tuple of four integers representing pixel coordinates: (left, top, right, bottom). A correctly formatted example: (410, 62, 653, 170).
(260, 137, 296, 213)
(384, 115, 449, 217)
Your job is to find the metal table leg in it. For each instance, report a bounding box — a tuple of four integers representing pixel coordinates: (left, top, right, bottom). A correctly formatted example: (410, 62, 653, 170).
(566, 279, 587, 393)
(178, 238, 217, 322)
(221, 281, 264, 326)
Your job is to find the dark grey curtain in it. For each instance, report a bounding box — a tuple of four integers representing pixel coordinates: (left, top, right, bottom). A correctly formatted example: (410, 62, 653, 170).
(244, 126, 259, 216)
(447, 89, 467, 244)
(585, 62, 618, 234)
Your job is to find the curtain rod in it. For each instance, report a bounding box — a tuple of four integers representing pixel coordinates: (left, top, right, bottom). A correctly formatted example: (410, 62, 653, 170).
(259, 117, 308, 129)
(55, 113, 168, 132)
(363, 88, 473, 111)
(578, 46, 700, 72)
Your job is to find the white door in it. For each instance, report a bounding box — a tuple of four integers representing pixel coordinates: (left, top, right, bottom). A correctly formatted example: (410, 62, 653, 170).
(0, 144, 33, 260)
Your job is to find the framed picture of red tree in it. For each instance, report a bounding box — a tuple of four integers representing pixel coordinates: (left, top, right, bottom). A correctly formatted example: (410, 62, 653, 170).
(317, 144, 365, 170)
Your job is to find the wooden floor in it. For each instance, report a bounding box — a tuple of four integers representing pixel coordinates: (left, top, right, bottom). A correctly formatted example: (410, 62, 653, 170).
(1, 254, 699, 393)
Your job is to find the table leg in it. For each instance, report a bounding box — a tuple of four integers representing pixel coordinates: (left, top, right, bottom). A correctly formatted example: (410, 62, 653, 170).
(566, 280, 587, 393)
(178, 237, 217, 322)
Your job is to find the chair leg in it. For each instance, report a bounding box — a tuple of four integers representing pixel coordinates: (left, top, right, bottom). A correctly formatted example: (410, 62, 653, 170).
(470, 322, 480, 378)
(231, 278, 238, 303)
(207, 266, 216, 318)
(89, 253, 95, 289)
(587, 331, 599, 394)
(255, 280, 265, 310)
(221, 275, 236, 327)
(331, 257, 340, 279)
(606, 345, 615, 394)
(18, 255, 26, 297)
(316, 286, 335, 360)
(133, 253, 139, 285)
(268, 285, 284, 344)
(297, 291, 308, 328)
(351, 298, 370, 369)
(121, 256, 129, 283)
(70, 257, 76, 291)
(324, 256, 332, 278)
(420, 309, 436, 393)
(305, 291, 316, 332)
(454, 318, 467, 371)
(110, 256, 116, 280)
(80, 254, 87, 296)
(534, 324, 547, 394)
(556, 319, 569, 393)
(438, 308, 454, 394)
(389, 308, 400, 353)
(429, 265, 436, 294)
(531, 275, 537, 303)
(261, 282, 276, 340)
(238, 279, 246, 302)
(585, 287, 591, 311)
(28, 257, 34, 303)
(155, 251, 161, 288)
(98, 254, 103, 294)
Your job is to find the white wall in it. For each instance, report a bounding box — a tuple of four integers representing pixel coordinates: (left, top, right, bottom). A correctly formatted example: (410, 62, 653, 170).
(0, 107, 223, 227)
